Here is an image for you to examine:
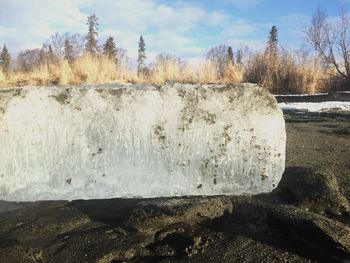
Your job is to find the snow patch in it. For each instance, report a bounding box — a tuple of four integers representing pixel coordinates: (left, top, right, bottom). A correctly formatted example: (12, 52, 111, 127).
(279, 101, 350, 113)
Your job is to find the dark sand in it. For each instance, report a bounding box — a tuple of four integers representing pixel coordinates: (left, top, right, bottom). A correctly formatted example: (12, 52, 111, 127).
(0, 110, 349, 263)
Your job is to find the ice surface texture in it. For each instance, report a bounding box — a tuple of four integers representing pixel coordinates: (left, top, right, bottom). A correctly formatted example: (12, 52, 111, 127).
(0, 83, 286, 201)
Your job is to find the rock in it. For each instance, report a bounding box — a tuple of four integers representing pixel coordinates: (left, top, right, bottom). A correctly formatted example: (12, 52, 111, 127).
(277, 166, 350, 217)
(0, 83, 285, 201)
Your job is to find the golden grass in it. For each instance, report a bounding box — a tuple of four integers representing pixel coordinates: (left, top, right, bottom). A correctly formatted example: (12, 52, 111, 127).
(244, 51, 328, 94)
(0, 53, 334, 94)
(0, 70, 5, 83)
(197, 62, 219, 83)
(223, 63, 244, 84)
(72, 55, 118, 84)
(149, 58, 196, 84)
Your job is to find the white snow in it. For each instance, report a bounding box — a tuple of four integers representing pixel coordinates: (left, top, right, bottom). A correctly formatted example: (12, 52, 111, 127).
(274, 93, 328, 97)
(0, 84, 286, 201)
(279, 101, 350, 113)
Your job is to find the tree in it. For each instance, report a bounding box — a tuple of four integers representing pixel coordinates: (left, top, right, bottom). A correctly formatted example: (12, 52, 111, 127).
(39, 46, 48, 64)
(236, 49, 243, 65)
(85, 14, 99, 55)
(206, 45, 229, 79)
(64, 39, 74, 61)
(103, 37, 117, 59)
(226, 46, 234, 66)
(267, 25, 278, 59)
(36, 44, 58, 66)
(16, 49, 42, 71)
(305, 8, 327, 59)
(305, 7, 350, 81)
(46, 32, 86, 59)
(0, 45, 11, 73)
(115, 47, 129, 71)
(151, 53, 186, 81)
(137, 35, 147, 76)
(48, 45, 54, 57)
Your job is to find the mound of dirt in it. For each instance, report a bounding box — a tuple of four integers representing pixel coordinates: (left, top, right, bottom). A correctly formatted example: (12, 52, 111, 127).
(277, 166, 350, 217)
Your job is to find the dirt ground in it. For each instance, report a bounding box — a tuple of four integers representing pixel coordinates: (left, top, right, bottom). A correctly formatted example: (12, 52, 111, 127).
(0, 110, 349, 263)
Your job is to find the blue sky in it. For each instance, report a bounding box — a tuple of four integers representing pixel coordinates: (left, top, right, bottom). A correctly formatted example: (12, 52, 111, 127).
(0, 0, 349, 63)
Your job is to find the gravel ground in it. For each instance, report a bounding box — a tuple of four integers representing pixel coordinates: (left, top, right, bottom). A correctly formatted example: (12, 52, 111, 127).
(0, 110, 349, 263)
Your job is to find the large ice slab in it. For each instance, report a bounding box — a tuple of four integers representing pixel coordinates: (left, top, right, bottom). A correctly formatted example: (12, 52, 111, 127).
(0, 83, 285, 201)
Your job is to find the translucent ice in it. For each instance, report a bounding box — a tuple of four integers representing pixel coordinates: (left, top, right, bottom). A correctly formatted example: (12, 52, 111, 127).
(0, 83, 286, 201)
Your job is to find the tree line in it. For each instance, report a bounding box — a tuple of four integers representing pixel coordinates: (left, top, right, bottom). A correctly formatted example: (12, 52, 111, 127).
(0, 14, 147, 77)
(1, 7, 350, 92)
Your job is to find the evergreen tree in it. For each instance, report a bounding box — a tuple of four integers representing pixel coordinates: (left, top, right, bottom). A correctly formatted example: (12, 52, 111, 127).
(64, 39, 74, 61)
(137, 35, 147, 76)
(226, 46, 234, 65)
(85, 14, 99, 55)
(236, 49, 243, 65)
(103, 37, 117, 59)
(0, 45, 11, 73)
(267, 25, 278, 59)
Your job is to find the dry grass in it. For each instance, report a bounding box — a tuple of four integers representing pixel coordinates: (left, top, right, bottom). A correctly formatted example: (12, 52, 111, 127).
(197, 62, 219, 83)
(0, 55, 244, 87)
(244, 51, 328, 94)
(149, 59, 196, 84)
(0, 55, 125, 87)
(0, 70, 5, 83)
(0, 52, 335, 94)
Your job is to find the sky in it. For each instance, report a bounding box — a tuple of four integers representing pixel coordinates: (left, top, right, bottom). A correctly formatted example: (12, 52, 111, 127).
(0, 0, 349, 64)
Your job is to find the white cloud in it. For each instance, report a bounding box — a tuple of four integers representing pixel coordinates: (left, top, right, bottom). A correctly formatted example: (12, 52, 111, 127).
(0, 0, 276, 63)
(0, 0, 87, 54)
(207, 11, 231, 27)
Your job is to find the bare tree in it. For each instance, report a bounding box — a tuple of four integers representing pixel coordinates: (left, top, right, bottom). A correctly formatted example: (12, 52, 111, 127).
(46, 32, 86, 59)
(68, 33, 86, 58)
(152, 53, 186, 71)
(206, 45, 229, 79)
(36, 44, 59, 66)
(306, 7, 350, 80)
(16, 49, 42, 71)
(46, 32, 65, 58)
(116, 48, 128, 64)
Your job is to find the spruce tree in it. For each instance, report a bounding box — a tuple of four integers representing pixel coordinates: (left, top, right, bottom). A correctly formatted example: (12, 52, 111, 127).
(267, 25, 278, 59)
(103, 37, 117, 59)
(226, 46, 234, 65)
(85, 14, 99, 55)
(0, 45, 11, 73)
(64, 39, 74, 61)
(137, 35, 147, 76)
